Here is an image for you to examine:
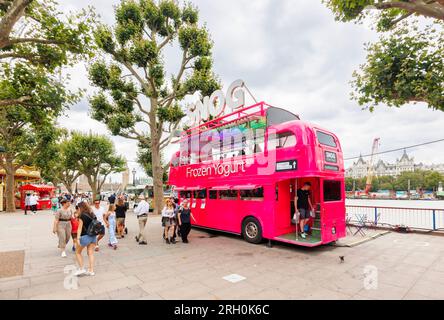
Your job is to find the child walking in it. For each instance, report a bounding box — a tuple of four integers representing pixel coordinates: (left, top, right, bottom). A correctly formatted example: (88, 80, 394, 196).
(71, 206, 80, 252)
(104, 204, 118, 250)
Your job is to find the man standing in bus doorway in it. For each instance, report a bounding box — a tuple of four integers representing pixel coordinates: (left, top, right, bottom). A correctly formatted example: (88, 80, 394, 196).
(295, 182, 314, 239)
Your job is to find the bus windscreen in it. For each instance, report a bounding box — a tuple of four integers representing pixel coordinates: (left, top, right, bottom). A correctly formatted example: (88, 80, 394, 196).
(316, 131, 337, 147)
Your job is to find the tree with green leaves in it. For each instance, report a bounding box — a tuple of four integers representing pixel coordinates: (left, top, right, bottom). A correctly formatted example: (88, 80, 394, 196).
(89, 0, 219, 214)
(424, 170, 443, 190)
(33, 130, 83, 194)
(377, 175, 396, 190)
(394, 170, 424, 191)
(0, 105, 64, 212)
(0, 0, 94, 108)
(64, 132, 127, 200)
(324, 0, 444, 111)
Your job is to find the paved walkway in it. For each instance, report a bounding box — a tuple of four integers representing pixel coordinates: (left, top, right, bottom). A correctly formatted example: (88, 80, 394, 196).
(0, 209, 443, 300)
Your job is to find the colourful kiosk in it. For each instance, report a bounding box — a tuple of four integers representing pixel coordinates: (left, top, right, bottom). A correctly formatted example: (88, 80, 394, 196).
(19, 184, 55, 211)
(0, 165, 42, 211)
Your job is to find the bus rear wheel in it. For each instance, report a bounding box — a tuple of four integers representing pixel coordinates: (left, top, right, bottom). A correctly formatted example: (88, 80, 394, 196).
(242, 217, 263, 244)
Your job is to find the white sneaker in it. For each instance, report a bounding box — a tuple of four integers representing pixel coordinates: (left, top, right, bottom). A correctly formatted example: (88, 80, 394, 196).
(61, 251, 67, 258)
(300, 233, 307, 239)
(85, 271, 95, 276)
(74, 268, 86, 276)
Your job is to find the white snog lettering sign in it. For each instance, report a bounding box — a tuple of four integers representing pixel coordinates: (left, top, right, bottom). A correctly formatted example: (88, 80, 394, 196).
(185, 79, 245, 126)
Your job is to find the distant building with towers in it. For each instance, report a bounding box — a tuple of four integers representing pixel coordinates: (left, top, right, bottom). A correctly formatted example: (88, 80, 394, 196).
(346, 150, 444, 179)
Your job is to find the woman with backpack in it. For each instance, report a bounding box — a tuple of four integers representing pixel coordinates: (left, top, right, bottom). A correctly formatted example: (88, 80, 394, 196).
(74, 202, 101, 276)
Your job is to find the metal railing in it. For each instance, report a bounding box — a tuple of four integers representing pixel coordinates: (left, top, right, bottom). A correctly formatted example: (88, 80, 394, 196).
(346, 205, 444, 231)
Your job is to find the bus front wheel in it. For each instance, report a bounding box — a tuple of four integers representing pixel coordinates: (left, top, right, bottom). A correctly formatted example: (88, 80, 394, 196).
(242, 217, 263, 244)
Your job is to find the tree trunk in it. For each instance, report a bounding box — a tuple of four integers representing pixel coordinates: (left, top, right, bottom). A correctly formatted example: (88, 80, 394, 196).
(62, 181, 73, 194)
(4, 157, 16, 212)
(151, 145, 164, 215)
(87, 176, 98, 202)
(149, 98, 164, 215)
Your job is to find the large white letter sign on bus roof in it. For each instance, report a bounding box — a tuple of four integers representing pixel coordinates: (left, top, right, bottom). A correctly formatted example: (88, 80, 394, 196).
(185, 79, 246, 127)
(226, 79, 245, 111)
(208, 89, 226, 118)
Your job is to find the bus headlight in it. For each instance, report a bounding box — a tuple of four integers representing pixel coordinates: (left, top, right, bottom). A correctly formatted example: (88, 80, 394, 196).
(332, 227, 336, 235)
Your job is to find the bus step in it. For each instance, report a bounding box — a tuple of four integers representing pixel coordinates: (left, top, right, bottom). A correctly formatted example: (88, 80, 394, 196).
(313, 222, 321, 229)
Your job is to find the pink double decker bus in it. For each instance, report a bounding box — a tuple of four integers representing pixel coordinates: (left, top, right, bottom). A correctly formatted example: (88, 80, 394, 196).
(169, 102, 346, 247)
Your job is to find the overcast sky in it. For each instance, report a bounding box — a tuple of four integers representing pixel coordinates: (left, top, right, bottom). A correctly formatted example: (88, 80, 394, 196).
(60, 0, 444, 181)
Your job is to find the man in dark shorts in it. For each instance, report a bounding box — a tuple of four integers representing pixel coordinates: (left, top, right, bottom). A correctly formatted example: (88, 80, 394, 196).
(295, 182, 314, 239)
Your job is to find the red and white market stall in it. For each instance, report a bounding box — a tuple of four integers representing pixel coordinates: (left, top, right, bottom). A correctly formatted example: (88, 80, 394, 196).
(19, 184, 55, 210)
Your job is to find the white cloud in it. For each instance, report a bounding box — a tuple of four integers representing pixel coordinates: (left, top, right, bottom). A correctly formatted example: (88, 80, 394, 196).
(60, 0, 444, 182)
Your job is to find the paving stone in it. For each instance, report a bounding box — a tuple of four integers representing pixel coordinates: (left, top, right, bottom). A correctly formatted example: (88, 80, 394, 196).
(139, 276, 186, 294)
(88, 275, 142, 295)
(0, 289, 19, 299)
(2, 210, 444, 300)
(19, 280, 67, 299)
(107, 285, 148, 300)
(30, 287, 94, 300)
(210, 282, 264, 300)
(356, 282, 410, 300)
(302, 287, 352, 300)
(157, 282, 212, 300)
(406, 279, 444, 299)
(84, 293, 111, 300)
(378, 271, 420, 289)
(0, 278, 30, 291)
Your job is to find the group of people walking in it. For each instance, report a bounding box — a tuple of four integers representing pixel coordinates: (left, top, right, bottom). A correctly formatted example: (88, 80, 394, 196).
(162, 197, 194, 244)
(52, 196, 128, 276)
(52, 193, 194, 276)
(24, 193, 39, 215)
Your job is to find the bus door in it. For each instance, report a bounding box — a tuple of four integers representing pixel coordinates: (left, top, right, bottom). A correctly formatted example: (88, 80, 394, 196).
(320, 178, 345, 243)
(275, 179, 293, 235)
(294, 178, 321, 237)
(191, 189, 207, 227)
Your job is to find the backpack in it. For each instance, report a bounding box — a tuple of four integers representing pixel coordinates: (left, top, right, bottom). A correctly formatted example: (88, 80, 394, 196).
(85, 213, 104, 236)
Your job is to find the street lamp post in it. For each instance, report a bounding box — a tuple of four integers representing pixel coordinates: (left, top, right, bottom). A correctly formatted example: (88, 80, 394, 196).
(132, 168, 136, 186)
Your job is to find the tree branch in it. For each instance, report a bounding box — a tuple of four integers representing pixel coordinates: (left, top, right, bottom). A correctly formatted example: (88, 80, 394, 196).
(4, 37, 66, 47)
(134, 97, 150, 117)
(158, 33, 173, 50)
(120, 60, 152, 96)
(159, 121, 180, 150)
(0, 52, 46, 63)
(162, 51, 191, 108)
(0, 96, 32, 107)
(0, 0, 33, 49)
(373, 1, 444, 20)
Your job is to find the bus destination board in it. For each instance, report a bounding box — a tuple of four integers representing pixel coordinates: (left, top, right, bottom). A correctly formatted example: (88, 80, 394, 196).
(276, 160, 298, 172)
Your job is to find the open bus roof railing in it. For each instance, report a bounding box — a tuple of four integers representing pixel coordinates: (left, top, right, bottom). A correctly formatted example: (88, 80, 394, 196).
(183, 101, 271, 138)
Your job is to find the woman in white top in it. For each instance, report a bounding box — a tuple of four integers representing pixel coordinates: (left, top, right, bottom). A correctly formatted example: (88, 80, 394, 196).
(162, 198, 176, 244)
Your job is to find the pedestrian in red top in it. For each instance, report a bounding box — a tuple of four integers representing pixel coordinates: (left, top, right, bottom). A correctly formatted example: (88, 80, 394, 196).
(71, 206, 80, 252)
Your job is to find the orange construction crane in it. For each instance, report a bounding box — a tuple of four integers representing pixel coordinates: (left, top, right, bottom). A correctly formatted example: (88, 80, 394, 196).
(364, 138, 380, 194)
